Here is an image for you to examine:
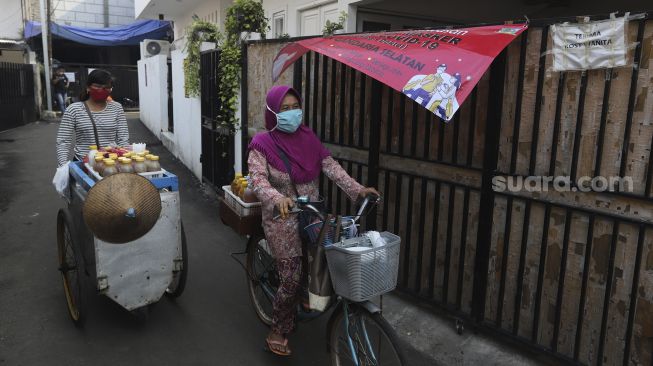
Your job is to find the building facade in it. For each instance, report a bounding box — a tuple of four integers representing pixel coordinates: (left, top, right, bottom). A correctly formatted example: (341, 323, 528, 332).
(25, 0, 135, 28)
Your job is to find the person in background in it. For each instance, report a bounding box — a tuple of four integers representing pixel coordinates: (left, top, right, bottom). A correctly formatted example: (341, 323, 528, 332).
(52, 66, 69, 115)
(56, 69, 129, 166)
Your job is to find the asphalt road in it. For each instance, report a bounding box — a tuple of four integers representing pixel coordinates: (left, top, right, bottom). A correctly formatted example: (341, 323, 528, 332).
(0, 117, 338, 366)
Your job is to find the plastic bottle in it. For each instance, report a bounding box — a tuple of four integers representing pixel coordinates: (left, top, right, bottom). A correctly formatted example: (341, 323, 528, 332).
(239, 181, 248, 199)
(101, 160, 118, 177)
(231, 172, 243, 193)
(118, 158, 134, 173)
(241, 175, 257, 202)
(148, 155, 161, 172)
(133, 156, 147, 173)
(88, 145, 98, 168)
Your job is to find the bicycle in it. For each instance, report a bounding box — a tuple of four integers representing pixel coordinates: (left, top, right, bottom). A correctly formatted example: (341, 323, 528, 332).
(245, 195, 406, 366)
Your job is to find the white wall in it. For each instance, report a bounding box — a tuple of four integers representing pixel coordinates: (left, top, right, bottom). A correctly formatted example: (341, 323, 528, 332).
(51, 0, 135, 28)
(167, 49, 202, 179)
(137, 55, 168, 139)
(0, 0, 24, 39)
(262, 0, 366, 38)
(170, 1, 229, 47)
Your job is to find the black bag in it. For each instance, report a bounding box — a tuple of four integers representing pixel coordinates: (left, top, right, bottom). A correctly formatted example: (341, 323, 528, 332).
(273, 144, 333, 309)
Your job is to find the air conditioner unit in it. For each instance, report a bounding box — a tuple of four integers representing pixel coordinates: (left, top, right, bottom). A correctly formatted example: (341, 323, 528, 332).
(140, 39, 170, 59)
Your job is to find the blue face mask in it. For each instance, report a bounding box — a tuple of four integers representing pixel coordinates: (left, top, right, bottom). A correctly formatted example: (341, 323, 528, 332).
(267, 105, 303, 133)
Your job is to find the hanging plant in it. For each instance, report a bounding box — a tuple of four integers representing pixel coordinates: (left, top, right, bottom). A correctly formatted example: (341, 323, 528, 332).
(183, 20, 222, 97)
(213, 0, 269, 134)
(225, 0, 270, 38)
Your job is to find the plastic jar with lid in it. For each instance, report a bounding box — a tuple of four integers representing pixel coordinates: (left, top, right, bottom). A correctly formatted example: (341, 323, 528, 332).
(133, 156, 147, 173)
(94, 156, 105, 175)
(88, 145, 98, 166)
(147, 155, 161, 172)
(101, 160, 118, 177)
(118, 158, 134, 173)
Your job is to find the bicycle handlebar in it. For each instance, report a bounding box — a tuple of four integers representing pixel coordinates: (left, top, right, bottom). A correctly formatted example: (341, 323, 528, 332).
(272, 194, 381, 221)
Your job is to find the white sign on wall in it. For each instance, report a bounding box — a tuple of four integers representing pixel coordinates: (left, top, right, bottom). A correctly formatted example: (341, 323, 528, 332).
(550, 16, 627, 71)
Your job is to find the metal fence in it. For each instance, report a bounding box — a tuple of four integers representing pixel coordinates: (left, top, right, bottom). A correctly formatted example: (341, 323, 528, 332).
(58, 63, 139, 108)
(199, 49, 233, 189)
(0, 62, 37, 131)
(241, 13, 653, 366)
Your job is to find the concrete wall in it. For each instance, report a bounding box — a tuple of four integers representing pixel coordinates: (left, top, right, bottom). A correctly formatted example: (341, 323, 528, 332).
(28, 0, 135, 28)
(137, 54, 167, 139)
(0, 0, 24, 39)
(170, 0, 231, 47)
(165, 49, 202, 179)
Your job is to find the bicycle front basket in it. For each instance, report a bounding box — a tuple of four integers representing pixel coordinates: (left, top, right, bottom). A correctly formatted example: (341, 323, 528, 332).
(325, 231, 401, 302)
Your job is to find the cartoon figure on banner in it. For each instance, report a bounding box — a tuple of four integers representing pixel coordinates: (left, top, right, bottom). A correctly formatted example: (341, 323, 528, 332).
(402, 64, 462, 121)
(426, 71, 461, 120)
(273, 51, 298, 80)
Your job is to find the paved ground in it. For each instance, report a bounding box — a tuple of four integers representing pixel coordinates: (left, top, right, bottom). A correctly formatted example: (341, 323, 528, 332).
(0, 116, 434, 366)
(0, 115, 555, 366)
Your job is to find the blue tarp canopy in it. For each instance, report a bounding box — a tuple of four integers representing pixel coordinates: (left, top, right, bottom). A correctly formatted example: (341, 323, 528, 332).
(24, 20, 171, 46)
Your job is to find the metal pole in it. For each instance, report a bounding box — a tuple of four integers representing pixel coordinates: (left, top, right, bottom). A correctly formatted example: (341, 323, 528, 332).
(39, 0, 52, 111)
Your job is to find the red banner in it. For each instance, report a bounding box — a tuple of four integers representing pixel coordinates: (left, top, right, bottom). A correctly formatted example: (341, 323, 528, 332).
(272, 24, 527, 122)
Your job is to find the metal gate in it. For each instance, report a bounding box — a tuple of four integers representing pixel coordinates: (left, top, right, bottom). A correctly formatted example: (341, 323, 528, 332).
(59, 63, 139, 108)
(199, 49, 233, 189)
(0, 62, 37, 131)
(242, 13, 653, 365)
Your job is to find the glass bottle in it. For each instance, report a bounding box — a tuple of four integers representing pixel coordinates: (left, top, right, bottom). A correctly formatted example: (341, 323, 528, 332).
(133, 156, 147, 173)
(101, 160, 118, 177)
(94, 156, 105, 175)
(147, 155, 161, 172)
(118, 158, 134, 173)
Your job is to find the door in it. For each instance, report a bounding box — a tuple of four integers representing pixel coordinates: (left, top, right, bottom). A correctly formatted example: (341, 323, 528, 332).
(299, 2, 340, 36)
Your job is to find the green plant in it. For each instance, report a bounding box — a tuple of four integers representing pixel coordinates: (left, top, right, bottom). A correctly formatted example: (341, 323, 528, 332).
(211, 0, 269, 134)
(183, 20, 222, 97)
(225, 0, 270, 38)
(215, 41, 241, 132)
(323, 11, 348, 36)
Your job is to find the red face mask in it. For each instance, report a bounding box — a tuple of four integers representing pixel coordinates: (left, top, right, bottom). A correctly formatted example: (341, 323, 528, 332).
(88, 87, 111, 102)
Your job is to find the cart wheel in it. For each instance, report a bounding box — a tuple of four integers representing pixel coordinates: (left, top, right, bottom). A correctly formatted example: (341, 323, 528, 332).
(57, 208, 86, 327)
(165, 223, 188, 298)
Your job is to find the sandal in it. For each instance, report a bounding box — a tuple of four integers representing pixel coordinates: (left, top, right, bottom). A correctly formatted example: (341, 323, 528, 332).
(265, 337, 292, 356)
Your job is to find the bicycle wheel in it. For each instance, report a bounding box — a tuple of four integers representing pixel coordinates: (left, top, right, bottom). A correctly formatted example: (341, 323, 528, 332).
(56, 209, 85, 327)
(246, 234, 278, 326)
(328, 303, 405, 366)
(165, 223, 188, 298)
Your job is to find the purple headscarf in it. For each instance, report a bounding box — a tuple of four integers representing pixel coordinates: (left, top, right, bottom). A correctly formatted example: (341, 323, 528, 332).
(249, 85, 330, 184)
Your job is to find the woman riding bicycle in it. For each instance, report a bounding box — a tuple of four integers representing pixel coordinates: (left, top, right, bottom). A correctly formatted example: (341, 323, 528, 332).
(248, 85, 379, 356)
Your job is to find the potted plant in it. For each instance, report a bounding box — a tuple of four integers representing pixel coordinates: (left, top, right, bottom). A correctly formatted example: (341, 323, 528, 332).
(323, 11, 348, 36)
(225, 0, 270, 41)
(183, 20, 222, 97)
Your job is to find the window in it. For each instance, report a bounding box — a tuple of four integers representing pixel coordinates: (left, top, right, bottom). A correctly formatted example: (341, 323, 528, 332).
(273, 11, 285, 38)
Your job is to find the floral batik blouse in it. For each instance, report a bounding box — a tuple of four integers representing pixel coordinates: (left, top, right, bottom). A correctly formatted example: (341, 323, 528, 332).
(248, 150, 363, 259)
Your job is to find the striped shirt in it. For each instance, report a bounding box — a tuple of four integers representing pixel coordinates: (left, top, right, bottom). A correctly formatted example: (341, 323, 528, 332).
(56, 101, 129, 166)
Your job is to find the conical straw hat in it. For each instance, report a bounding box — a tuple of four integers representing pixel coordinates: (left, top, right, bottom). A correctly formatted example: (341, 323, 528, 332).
(83, 173, 162, 244)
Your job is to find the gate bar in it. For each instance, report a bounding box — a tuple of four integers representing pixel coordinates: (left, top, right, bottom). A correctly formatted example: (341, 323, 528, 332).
(471, 50, 507, 322)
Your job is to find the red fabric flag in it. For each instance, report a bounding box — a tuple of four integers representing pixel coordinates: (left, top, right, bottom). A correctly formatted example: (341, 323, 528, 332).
(272, 24, 527, 122)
